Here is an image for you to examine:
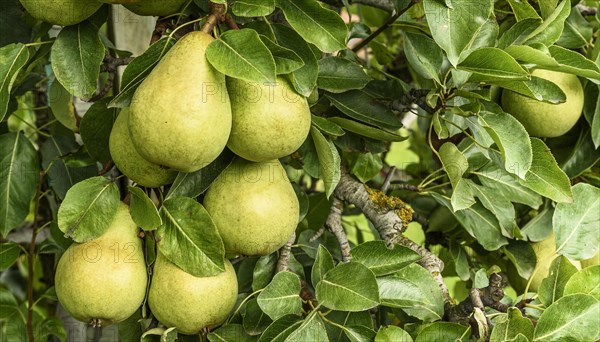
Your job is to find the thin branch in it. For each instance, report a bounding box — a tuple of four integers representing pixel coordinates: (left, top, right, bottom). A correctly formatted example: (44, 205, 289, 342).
(320, 0, 394, 13)
(276, 233, 296, 273)
(309, 226, 326, 242)
(351, 1, 415, 52)
(447, 273, 508, 323)
(201, 2, 227, 33)
(224, 14, 240, 30)
(381, 166, 396, 194)
(326, 198, 352, 262)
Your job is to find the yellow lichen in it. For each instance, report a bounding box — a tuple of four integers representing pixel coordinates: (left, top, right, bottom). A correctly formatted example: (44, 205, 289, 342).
(366, 187, 414, 224)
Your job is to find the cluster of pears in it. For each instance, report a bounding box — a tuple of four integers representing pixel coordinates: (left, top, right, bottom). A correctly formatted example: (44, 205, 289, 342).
(19, 0, 188, 26)
(55, 203, 239, 334)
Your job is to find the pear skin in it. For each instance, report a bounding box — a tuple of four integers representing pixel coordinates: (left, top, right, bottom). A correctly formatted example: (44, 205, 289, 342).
(19, 0, 102, 26)
(55, 203, 148, 326)
(109, 109, 177, 187)
(129, 31, 232, 172)
(226, 76, 311, 162)
(203, 158, 299, 256)
(148, 254, 238, 335)
(124, 0, 187, 16)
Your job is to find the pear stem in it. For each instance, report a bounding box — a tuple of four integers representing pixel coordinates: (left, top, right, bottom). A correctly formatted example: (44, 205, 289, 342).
(200, 2, 229, 34)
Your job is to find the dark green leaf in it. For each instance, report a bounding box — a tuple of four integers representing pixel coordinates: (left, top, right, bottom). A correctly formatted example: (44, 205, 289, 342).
(504, 240, 537, 279)
(493, 75, 566, 103)
(311, 115, 345, 137)
(57, 176, 120, 242)
(351, 241, 421, 276)
(522, 208, 554, 242)
(415, 322, 470, 342)
(316, 262, 379, 311)
(311, 127, 340, 198)
(350, 153, 383, 183)
(553, 183, 600, 260)
(311, 245, 335, 287)
(0, 132, 39, 237)
(522, 1, 571, 46)
(259, 35, 304, 75)
(257, 271, 302, 320)
(157, 197, 225, 277)
(284, 311, 328, 342)
(461, 48, 529, 81)
(79, 98, 118, 163)
(51, 21, 104, 99)
(343, 325, 377, 342)
(232, 0, 275, 17)
(533, 294, 600, 341)
(47, 78, 77, 131)
(129, 187, 161, 231)
(257, 315, 303, 342)
(206, 29, 276, 83)
(403, 32, 444, 83)
(439, 142, 474, 211)
(253, 253, 278, 291)
(317, 57, 370, 93)
(275, 0, 347, 53)
(490, 307, 534, 342)
(561, 129, 600, 178)
(243, 298, 272, 336)
(375, 326, 413, 342)
(208, 324, 249, 342)
(557, 9, 593, 49)
(326, 90, 402, 130)
(0, 43, 29, 121)
(378, 264, 445, 322)
(469, 181, 517, 237)
(0, 242, 20, 270)
(0, 288, 19, 320)
(328, 117, 407, 142)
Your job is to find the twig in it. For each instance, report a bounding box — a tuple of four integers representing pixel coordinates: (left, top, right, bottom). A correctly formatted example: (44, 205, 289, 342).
(150, 19, 170, 44)
(98, 160, 115, 176)
(276, 233, 296, 272)
(26, 171, 44, 342)
(447, 273, 508, 323)
(200, 2, 227, 33)
(90, 55, 134, 102)
(351, 1, 415, 52)
(224, 14, 240, 30)
(326, 198, 352, 262)
(381, 166, 396, 193)
(309, 226, 326, 242)
(320, 0, 394, 13)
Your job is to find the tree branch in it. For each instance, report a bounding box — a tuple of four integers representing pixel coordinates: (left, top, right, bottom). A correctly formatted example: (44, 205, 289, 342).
(446, 273, 508, 323)
(326, 198, 352, 262)
(351, 1, 415, 52)
(276, 233, 296, 273)
(320, 0, 394, 13)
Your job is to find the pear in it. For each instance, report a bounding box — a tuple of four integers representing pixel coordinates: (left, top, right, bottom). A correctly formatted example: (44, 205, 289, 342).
(148, 254, 238, 335)
(109, 108, 177, 187)
(19, 0, 102, 26)
(204, 158, 299, 256)
(124, 0, 188, 16)
(226, 76, 311, 162)
(55, 203, 148, 326)
(129, 31, 232, 172)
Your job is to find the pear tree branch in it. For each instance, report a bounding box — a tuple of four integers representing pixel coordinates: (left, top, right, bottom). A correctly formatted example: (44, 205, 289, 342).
(446, 273, 509, 323)
(276, 233, 296, 273)
(326, 198, 352, 262)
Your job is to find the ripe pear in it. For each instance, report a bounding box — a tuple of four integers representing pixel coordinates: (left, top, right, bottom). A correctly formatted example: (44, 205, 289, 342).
(109, 108, 177, 187)
(124, 0, 188, 17)
(129, 31, 232, 173)
(226, 76, 311, 162)
(204, 158, 299, 256)
(148, 254, 238, 335)
(19, 0, 102, 26)
(55, 203, 148, 326)
(501, 69, 584, 138)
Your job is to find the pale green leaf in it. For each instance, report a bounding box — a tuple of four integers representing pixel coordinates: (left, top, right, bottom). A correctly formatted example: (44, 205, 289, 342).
(538, 256, 578, 305)
(128, 187, 161, 231)
(375, 326, 413, 342)
(489, 307, 534, 342)
(316, 262, 380, 312)
(257, 271, 302, 320)
(415, 322, 470, 342)
(232, 0, 275, 17)
(564, 266, 600, 300)
(351, 241, 421, 276)
(311, 127, 340, 199)
(311, 245, 335, 287)
(533, 294, 600, 342)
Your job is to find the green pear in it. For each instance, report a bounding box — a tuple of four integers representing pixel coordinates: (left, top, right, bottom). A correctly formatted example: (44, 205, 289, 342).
(129, 31, 232, 173)
(204, 158, 299, 256)
(124, 0, 188, 17)
(109, 109, 177, 187)
(226, 76, 311, 162)
(148, 254, 238, 335)
(19, 0, 102, 26)
(501, 69, 584, 138)
(55, 203, 148, 326)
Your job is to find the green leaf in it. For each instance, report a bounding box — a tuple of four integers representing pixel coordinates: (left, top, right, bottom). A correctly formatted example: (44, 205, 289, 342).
(284, 311, 329, 342)
(0, 242, 20, 270)
(538, 256, 578, 306)
(272, 24, 318, 97)
(403, 32, 444, 83)
(157, 197, 225, 277)
(545, 45, 600, 81)
(0, 288, 19, 320)
(0, 43, 29, 121)
(311, 115, 345, 137)
(328, 117, 407, 142)
(564, 265, 600, 300)
(253, 253, 278, 291)
(208, 324, 249, 342)
(553, 183, 600, 260)
(375, 326, 413, 342)
(562, 129, 600, 178)
(167, 149, 234, 199)
(350, 153, 383, 183)
(474, 164, 542, 209)
(489, 307, 534, 342)
(415, 322, 470, 342)
(519, 138, 573, 203)
(557, 9, 594, 49)
(206, 29, 276, 83)
(311, 127, 340, 199)
(423, 0, 494, 66)
(0, 135, 38, 237)
(316, 262, 380, 311)
(40, 132, 97, 200)
(492, 75, 567, 103)
(317, 57, 370, 93)
(438, 142, 474, 211)
(257, 271, 302, 320)
(583, 83, 600, 148)
(378, 264, 445, 322)
(109, 37, 176, 108)
(243, 298, 272, 336)
(533, 294, 600, 342)
(275, 0, 347, 53)
(351, 240, 421, 276)
(311, 245, 335, 287)
(232, 0, 275, 17)
(47, 78, 77, 131)
(257, 315, 303, 342)
(325, 311, 374, 341)
(79, 98, 118, 163)
(57, 176, 120, 242)
(343, 325, 377, 342)
(497, 18, 542, 49)
(128, 187, 161, 231)
(478, 112, 532, 179)
(523, 1, 571, 46)
(51, 21, 104, 99)
(504, 240, 537, 279)
(259, 35, 304, 74)
(505, 44, 560, 68)
(507, 0, 540, 21)
(522, 208, 554, 242)
(460, 48, 529, 81)
(326, 90, 402, 130)
(469, 181, 517, 238)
